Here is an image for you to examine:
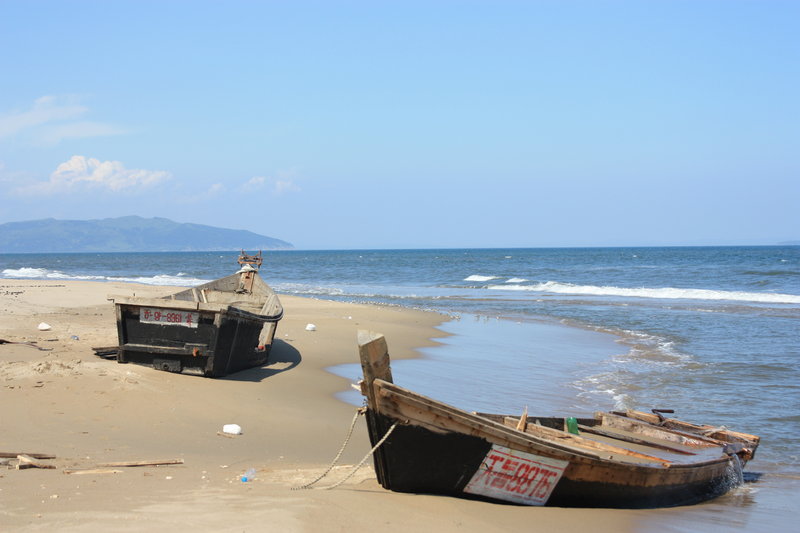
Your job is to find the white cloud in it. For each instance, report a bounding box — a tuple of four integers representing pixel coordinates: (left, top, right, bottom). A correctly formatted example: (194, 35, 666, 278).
(237, 172, 301, 195)
(241, 176, 266, 191)
(17, 155, 171, 194)
(274, 179, 300, 195)
(0, 96, 125, 144)
(207, 183, 226, 195)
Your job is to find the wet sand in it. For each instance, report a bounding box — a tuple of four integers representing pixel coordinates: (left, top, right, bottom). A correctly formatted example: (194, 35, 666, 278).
(0, 280, 644, 531)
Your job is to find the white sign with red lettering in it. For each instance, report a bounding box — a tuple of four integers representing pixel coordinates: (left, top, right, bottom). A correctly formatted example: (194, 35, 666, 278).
(463, 445, 568, 505)
(140, 307, 200, 328)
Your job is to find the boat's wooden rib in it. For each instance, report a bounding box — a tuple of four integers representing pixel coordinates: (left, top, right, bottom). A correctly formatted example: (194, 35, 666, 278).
(575, 424, 697, 456)
(614, 410, 760, 459)
(599, 412, 721, 448)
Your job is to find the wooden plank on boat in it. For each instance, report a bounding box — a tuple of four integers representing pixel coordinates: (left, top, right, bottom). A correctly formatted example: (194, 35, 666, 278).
(358, 331, 393, 412)
(502, 417, 672, 465)
(599, 413, 720, 448)
(111, 295, 226, 313)
(577, 424, 696, 455)
(620, 410, 761, 447)
(516, 407, 528, 431)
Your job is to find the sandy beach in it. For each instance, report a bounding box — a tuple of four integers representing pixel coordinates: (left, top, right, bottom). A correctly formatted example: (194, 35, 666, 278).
(1, 280, 641, 531)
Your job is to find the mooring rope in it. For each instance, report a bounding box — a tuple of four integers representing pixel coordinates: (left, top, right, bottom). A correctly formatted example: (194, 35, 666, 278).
(312, 421, 399, 490)
(291, 407, 365, 491)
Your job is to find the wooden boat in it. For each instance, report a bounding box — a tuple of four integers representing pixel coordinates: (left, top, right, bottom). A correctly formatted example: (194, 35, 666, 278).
(112, 252, 283, 377)
(357, 331, 760, 508)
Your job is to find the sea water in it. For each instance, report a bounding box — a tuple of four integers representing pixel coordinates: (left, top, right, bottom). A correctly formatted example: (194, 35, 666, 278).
(2, 246, 798, 529)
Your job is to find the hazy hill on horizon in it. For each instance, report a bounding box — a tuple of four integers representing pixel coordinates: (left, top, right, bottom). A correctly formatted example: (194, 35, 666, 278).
(0, 216, 293, 253)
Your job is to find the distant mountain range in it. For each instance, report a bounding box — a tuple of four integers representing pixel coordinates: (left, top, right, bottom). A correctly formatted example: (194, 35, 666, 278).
(0, 216, 293, 253)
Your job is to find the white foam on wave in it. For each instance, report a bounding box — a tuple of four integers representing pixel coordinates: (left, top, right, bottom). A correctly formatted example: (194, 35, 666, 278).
(3, 267, 52, 278)
(272, 282, 345, 296)
(272, 282, 433, 302)
(2, 266, 210, 287)
(2, 267, 105, 281)
(488, 281, 800, 304)
(464, 275, 499, 282)
(108, 274, 211, 287)
(505, 277, 528, 283)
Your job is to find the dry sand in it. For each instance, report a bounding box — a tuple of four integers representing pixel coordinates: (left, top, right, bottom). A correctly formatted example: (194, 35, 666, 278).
(0, 280, 638, 531)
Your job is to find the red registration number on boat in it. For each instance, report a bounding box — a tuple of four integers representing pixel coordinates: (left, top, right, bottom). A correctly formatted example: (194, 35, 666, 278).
(140, 307, 200, 328)
(463, 445, 568, 505)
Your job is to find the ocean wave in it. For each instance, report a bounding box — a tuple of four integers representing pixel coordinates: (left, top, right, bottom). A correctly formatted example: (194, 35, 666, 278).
(505, 277, 529, 283)
(487, 281, 800, 304)
(272, 283, 346, 296)
(2, 267, 50, 278)
(272, 283, 437, 302)
(2, 267, 209, 286)
(464, 275, 500, 282)
(107, 274, 211, 287)
(2, 267, 106, 281)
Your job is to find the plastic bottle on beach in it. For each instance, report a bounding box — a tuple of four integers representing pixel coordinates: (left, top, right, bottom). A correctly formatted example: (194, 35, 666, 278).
(241, 468, 256, 482)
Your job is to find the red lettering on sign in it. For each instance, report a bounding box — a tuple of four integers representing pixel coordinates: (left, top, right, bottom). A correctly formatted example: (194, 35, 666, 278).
(464, 445, 568, 505)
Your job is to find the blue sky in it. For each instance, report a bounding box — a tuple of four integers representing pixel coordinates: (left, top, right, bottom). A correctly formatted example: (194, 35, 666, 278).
(1, 1, 797, 249)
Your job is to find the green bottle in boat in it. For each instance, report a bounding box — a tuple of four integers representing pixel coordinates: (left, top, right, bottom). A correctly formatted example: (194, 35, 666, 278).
(566, 417, 580, 435)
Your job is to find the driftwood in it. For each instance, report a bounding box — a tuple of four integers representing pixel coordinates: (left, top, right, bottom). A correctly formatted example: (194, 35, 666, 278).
(0, 452, 55, 459)
(96, 459, 184, 467)
(92, 346, 119, 359)
(0, 339, 52, 352)
(16, 454, 56, 469)
(64, 468, 123, 475)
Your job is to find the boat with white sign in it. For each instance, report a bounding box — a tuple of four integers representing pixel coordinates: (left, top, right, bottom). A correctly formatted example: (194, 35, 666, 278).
(357, 331, 760, 508)
(111, 252, 283, 377)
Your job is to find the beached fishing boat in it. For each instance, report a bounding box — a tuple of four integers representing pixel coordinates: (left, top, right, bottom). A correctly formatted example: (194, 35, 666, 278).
(111, 252, 283, 377)
(357, 331, 760, 508)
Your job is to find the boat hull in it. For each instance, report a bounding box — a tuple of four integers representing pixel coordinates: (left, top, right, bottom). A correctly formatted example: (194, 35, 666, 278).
(367, 411, 744, 508)
(113, 270, 282, 377)
(116, 304, 277, 377)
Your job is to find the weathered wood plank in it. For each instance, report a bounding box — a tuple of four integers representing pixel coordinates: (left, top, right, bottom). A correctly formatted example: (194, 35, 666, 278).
(578, 424, 696, 455)
(16, 454, 56, 469)
(600, 413, 719, 448)
(96, 459, 184, 467)
(0, 452, 55, 459)
(516, 407, 528, 431)
(358, 331, 393, 413)
(621, 409, 760, 447)
(110, 295, 226, 313)
(502, 418, 672, 465)
(64, 468, 123, 475)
